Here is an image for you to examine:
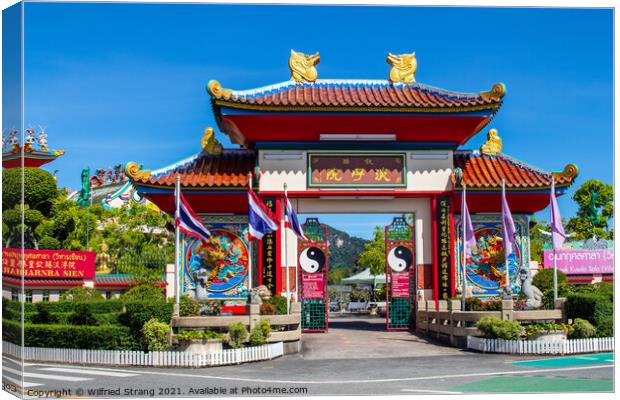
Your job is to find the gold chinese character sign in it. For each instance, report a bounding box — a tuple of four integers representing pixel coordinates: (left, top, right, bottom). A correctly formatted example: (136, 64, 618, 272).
(308, 153, 406, 188)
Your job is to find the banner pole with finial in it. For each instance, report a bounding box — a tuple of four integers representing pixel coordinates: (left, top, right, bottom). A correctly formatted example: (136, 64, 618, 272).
(284, 183, 291, 314)
(248, 172, 253, 293)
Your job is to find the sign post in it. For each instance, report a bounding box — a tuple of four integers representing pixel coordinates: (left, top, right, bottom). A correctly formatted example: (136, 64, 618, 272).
(298, 218, 328, 332)
(385, 217, 415, 331)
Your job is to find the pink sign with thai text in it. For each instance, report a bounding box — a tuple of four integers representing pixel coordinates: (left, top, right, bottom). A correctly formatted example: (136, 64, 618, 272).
(302, 273, 324, 299)
(391, 272, 410, 298)
(543, 249, 614, 274)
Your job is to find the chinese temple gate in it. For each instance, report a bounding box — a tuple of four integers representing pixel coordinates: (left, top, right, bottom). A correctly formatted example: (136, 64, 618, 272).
(127, 51, 578, 316)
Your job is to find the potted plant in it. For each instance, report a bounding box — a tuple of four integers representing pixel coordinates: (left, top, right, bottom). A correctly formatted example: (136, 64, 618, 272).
(176, 329, 225, 353)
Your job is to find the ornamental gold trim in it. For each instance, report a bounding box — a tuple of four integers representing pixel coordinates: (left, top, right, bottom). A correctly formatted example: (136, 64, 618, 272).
(125, 161, 151, 181)
(207, 80, 232, 100)
(480, 82, 506, 101)
(213, 100, 501, 114)
(552, 164, 579, 180)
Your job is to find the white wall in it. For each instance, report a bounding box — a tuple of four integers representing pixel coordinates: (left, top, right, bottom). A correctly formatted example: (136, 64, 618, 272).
(259, 150, 453, 192)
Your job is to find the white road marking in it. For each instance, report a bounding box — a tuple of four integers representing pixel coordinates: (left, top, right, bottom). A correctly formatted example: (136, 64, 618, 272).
(18, 362, 613, 385)
(3, 367, 92, 382)
(401, 389, 464, 394)
(2, 374, 42, 388)
(39, 367, 138, 377)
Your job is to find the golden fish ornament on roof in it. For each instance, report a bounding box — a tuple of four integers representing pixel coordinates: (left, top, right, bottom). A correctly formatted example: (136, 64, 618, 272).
(387, 52, 417, 84)
(480, 128, 502, 155)
(289, 50, 320, 83)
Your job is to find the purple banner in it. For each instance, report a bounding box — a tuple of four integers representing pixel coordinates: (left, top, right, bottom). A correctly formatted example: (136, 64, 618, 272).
(543, 249, 614, 274)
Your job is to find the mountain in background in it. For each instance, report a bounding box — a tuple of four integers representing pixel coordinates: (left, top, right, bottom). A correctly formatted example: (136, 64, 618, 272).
(325, 224, 369, 271)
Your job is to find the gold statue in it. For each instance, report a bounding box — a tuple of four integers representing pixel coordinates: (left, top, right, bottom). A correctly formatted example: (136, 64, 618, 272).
(480, 128, 502, 155)
(201, 127, 223, 155)
(387, 52, 417, 83)
(96, 242, 112, 274)
(289, 50, 320, 82)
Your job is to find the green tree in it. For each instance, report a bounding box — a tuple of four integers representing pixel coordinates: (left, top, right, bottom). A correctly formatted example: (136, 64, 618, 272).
(566, 180, 614, 239)
(328, 267, 352, 284)
(358, 226, 385, 276)
(2, 168, 59, 215)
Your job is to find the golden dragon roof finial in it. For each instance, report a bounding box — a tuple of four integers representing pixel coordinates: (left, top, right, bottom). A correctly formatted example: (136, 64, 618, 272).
(387, 52, 417, 84)
(125, 162, 151, 181)
(480, 128, 502, 155)
(201, 127, 223, 155)
(289, 50, 320, 83)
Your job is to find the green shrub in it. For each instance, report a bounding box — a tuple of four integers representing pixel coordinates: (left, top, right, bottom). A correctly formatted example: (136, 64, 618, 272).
(532, 268, 568, 292)
(481, 300, 503, 312)
(476, 316, 523, 340)
(68, 303, 98, 326)
(566, 292, 613, 337)
(570, 318, 597, 339)
(120, 301, 173, 335)
(32, 302, 56, 324)
(2, 320, 22, 345)
(141, 318, 170, 351)
(121, 285, 165, 303)
(249, 320, 271, 346)
(464, 297, 482, 311)
(61, 286, 104, 302)
(2, 319, 138, 349)
(524, 323, 573, 338)
(176, 330, 224, 341)
(264, 296, 287, 315)
(227, 322, 249, 348)
(179, 295, 201, 317)
(38, 236, 61, 250)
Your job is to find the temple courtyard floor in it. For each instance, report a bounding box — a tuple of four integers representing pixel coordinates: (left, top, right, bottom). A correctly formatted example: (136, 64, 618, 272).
(3, 315, 614, 397)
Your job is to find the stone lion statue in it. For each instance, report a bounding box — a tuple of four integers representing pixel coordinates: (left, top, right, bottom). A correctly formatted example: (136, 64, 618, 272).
(249, 285, 271, 304)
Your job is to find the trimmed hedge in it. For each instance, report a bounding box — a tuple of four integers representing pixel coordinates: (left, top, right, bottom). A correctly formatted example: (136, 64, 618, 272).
(566, 292, 613, 337)
(3, 319, 138, 350)
(120, 301, 173, 334)
(22, 311, 121, 325)
(5, 299, 125, 314)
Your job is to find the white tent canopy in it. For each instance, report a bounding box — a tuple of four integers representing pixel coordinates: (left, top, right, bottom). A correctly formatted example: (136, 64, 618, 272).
(341, 268, 386, 286)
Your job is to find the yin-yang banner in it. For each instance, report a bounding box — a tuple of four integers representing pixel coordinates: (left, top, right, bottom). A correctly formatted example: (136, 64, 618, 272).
(298, 218, 329, 332)
(385, 216, 415, 331)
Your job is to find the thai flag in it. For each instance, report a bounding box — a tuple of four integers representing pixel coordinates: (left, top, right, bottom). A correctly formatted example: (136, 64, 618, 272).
(175, 191, 211, 243)
(248, 189, 279, 241)
(284, 196, 308, 242)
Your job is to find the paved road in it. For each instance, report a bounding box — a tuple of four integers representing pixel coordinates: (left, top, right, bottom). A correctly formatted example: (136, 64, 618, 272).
(2, 316, 614, 397)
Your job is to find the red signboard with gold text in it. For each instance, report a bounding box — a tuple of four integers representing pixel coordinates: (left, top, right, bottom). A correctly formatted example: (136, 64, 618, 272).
(308, 153, 406, 188)
(2, 248, 96, 279)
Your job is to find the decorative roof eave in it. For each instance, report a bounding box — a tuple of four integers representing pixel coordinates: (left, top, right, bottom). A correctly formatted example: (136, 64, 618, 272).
(452, 151, 578, 191)
(2, 149, 65, 168)
(207, 79, 505, 113)
(212, 100, 503, 114)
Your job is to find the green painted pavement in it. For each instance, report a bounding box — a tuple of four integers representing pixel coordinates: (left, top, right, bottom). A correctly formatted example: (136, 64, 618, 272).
(450, 376, 613, 393)
(513, 353, 614, 368)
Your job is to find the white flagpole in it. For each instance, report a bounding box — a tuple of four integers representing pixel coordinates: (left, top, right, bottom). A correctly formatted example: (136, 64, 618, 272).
(461, 184, 467, 311)
(284, 183, 291, 314)
(552, 177, 558, 304)
(502, 179, 510, 297)
(174, 174, 181, 306)
(248, 173, 253, 293)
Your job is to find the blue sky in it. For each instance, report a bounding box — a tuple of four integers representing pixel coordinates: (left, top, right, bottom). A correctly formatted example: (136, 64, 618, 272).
(14, 3, 614, 239)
